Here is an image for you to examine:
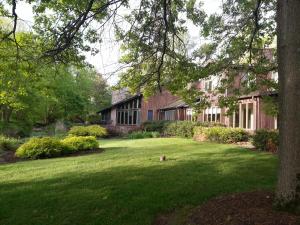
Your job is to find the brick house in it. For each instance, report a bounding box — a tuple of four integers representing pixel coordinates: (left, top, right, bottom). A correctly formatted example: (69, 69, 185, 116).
(99, 71, 278, 133)
(99, 89, 193, 133)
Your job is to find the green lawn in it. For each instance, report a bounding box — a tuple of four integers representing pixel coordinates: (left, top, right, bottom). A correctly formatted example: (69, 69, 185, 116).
(0, 138, 277, 225)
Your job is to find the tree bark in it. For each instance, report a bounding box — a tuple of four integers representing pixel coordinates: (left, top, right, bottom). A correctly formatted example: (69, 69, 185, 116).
(276, 0, 300, 211)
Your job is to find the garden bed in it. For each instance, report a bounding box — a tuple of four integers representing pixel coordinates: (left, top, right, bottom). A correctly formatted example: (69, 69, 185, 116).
(153, 191, 300, 225)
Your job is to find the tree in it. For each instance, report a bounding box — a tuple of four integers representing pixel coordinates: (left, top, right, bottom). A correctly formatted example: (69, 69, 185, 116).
(0, 23, 111, 135)
(276, 0, 300, 210)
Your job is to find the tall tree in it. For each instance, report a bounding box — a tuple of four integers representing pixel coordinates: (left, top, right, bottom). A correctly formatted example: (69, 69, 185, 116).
(276, 0, 300, 210)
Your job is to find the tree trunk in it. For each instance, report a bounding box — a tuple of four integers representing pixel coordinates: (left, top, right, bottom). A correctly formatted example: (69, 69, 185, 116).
(276, 0, 300, 211)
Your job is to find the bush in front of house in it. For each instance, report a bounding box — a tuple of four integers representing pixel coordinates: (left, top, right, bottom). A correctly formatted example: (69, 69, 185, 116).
(68, 125, 108, 138)
(252, 129, 279, 152)
(15, 137, 71, 159)
(127, 131, 160, 139)
(142, 120, 226, 138)
(164, 121, 199, 138)
(0, 135, 22, 152)
(193, 126, 249, 143)
(62, 136, 99, 151)
(142, 120, 171, 133)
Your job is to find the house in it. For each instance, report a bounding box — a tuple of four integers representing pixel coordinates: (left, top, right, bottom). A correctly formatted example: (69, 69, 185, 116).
(99, 79, 278, 134)
(195, 71, 278, 131)
(99, 57, 278, 133)
(99, 89, 194, 133)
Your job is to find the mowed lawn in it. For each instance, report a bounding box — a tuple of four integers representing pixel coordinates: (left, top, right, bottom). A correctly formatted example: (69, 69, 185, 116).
(0, 138, 277, 225)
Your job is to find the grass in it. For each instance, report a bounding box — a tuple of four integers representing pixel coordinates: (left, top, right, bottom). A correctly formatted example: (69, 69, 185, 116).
(0, 138, 278, 225)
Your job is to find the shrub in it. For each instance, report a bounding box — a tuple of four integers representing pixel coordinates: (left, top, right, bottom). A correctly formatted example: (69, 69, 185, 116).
(142, 120, 226, 138)
(252, 129, 279, 152)
(15, 137, 71, 159)
(198, 121, 226, 127)
(62, 136, 98, 151)
(163, 121, 199, 138)
(193, 126, 249, 143)
(86, 114, 101, 124)
(0, 135, 22, 151)
(68, 125, 108, 138)
(142, 120, 171, 133)
(0, 121, 32, 137)
(127, 131, 160, 139)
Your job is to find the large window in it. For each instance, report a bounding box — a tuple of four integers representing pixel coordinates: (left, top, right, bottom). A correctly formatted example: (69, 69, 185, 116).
(116, 97, 141, 125)
(165, 110, 176, 121)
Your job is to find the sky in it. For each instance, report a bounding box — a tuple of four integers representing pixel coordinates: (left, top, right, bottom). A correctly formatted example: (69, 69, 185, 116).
(14, 0, 222, 85)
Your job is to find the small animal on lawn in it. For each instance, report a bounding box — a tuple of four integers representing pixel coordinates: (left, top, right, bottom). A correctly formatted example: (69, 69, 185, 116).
(160, 155, 166, 161)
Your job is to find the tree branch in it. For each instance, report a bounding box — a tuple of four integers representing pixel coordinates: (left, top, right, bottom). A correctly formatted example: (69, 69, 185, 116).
(248, 0, 262, 64)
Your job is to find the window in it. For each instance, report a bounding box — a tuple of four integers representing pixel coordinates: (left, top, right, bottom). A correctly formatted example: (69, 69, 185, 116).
(186, 108, 193, 121)
(147, 110, 153, 121)
(165, 110, 176, 121)
(204, 76, 219, 91)
(204, 107, 221, 122)
(205, 80, 213, 91)
(116, 97, 141, 125)
(271, 71, 278, 82)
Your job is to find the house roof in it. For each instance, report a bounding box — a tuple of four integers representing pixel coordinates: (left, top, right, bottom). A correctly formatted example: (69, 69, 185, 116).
(159, 99, 189, 110)
(98, 94, 141, 113)
(238, 90, 278, 100)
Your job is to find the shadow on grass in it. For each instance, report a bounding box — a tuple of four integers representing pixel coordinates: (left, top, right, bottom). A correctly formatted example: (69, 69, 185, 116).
(0, 147, 277, 225)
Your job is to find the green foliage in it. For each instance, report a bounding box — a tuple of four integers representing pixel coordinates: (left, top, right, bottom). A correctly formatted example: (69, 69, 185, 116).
(142, 120, 171, 133)
(0, 27, 111, 135)
(0, 121, 32, 137)
(127, 131, 160, 139)
(252, 129, 279, 152)
(86, 114, 101, 124)
(164, 121, 199, 138)
(115, 0, 277, 114)
(0, 135, 22, 152)
(143, 120, 226, 138)
(15, 137, 71, 159)
(62, 136, 98, 151)
(194, 126, 249, 143)
(68, 125, 108, 138)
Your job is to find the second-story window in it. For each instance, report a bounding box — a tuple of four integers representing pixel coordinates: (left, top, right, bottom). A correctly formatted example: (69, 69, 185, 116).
(271, 71, 278, 82)
(205, 80, 213, 91)
(204, 76, 219, 91)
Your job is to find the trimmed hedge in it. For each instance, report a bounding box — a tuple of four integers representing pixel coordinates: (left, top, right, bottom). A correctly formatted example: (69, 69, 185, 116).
(16, 135, 100, 159)
(0, 135, 22, 152)
(193, 126, 249, 143)
(68, 125, 107, 138)
(62, 136, 98, 151)
(15, 137, 71, 159)
(142, 121, 226, 138)
(127, 131, 160, 139)
(252, 129, 279, 152)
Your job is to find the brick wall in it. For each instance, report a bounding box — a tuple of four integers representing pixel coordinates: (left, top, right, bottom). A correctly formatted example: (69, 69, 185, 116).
(141, 90, 180, 122)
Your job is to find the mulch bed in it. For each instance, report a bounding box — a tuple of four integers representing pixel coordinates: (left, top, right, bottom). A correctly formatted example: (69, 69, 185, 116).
(153, 191, 300, 225)
(0, 148, 104, 164)
(0, 150, 20, 164)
